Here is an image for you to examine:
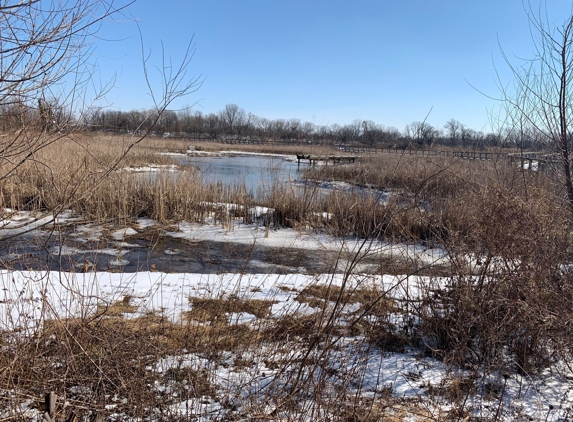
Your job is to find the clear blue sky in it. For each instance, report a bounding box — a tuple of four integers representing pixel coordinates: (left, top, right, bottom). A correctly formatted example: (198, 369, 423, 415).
(91, 0, 573, 132)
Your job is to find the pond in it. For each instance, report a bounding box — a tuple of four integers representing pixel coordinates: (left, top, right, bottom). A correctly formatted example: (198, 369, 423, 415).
(179, 153, 390, 202)
(180, 154, 303, 194)
(0, 153, 390, 274)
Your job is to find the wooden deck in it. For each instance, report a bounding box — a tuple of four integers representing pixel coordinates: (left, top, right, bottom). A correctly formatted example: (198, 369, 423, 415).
(296, 154, 357, 166)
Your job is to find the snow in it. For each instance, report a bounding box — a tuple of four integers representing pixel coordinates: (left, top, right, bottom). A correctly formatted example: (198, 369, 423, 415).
(159, 152, 188, 157)
(71, 223, 104, 242)
(136, 218, 157, 229)
(122, 164, 179, 172)
(111, 227, 138, 240)
(0, 209, 571, 420)
(0, 213, 54, 240)
(0, 267, 571, 420)
(166, 220, 449, 268)
(521, 160, 539, 171)
(197, 201, 273, 219)
(185, 150, 295, 160)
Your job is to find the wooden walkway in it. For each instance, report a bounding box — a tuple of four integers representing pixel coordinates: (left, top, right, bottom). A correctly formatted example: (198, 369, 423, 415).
(293, 149, 563, 174)
(292, 149, 562, 172)
(296, 154, 357, 166)
(370, 148, 505, 160)
(506, 152, 560, 172)
(375, 148, 561, 172)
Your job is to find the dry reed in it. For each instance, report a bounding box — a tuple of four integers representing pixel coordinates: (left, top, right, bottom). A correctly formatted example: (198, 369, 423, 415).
(2, 133, 573, 420)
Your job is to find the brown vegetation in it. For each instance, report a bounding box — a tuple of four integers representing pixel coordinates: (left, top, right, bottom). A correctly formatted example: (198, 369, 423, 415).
(1, 134, 573, 420)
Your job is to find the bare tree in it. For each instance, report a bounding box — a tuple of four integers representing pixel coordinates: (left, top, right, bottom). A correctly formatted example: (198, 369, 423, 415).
(0, 0, 120, 103)
(288, 118, 301, 139)
(444, 119, 462, 146)
(362, 120, 377, 146)
(0, 0, 201, 236)
(204, 112, 220, 139)
(301, 121, 315, 142)
(219, 103, 246, 135)
(407, 121, 437, 146)
(500, 3, 573, 211)
(0, 0, 130, 176)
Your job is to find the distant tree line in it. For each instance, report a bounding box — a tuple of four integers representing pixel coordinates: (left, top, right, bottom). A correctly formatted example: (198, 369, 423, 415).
(0, 101, 548, 150)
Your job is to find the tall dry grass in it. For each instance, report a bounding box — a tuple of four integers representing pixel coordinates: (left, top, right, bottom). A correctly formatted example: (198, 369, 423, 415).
(1, 134, 569, 250)
(2, 133, 573, 420)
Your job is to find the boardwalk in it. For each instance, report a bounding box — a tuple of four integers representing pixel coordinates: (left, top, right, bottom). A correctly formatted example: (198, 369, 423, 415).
(373, 148, 561, 172)
(185, 136, 561, 173)
(355, 147, 505, 160)
(296, 154, 357, 166)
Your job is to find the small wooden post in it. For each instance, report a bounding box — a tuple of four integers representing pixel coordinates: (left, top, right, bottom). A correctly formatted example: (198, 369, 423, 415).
(43, 392, 56, 422)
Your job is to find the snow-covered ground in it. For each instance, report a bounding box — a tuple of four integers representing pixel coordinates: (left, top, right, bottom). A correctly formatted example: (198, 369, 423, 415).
(1, 269, 572, 420)
(0, 209, 572, 421)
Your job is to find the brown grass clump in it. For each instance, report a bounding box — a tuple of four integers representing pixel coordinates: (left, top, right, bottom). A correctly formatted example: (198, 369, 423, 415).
(0, 299, 276, 421)
(186, 296, 277, 322)
(0, 314, 216, 420)
(296, 283, 393, 316)
(265, 312, 322, 342)
(96, 295, 138, 316)
(412, 184, 573, 371)
(305, 153, 479, 200)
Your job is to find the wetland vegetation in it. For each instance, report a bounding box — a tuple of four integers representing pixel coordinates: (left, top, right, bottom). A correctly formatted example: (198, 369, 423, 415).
(2, 0, 573, 418)
(2, 130, 573, 420)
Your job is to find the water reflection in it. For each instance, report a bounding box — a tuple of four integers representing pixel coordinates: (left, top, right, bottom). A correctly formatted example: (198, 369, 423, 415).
(179, 153, 388, 202)
(181, 154, 302, 193)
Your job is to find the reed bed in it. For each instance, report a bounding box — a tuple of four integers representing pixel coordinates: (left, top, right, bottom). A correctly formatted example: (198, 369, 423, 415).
(103, 134, 343, 156)
(305, 153, 547, 200)
(0, 134, 569, 251)
(2, 134, 573, 420)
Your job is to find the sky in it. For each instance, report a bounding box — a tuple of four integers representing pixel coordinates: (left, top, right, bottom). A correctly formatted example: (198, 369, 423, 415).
(90, 0, 573, 133)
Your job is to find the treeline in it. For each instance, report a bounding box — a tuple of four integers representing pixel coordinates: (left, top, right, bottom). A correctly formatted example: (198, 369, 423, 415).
(0, 101, 546, 149)
(85, 103, 546, 150)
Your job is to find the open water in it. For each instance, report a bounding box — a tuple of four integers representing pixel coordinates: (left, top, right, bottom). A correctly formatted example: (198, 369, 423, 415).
(181, 154, 302, 194)
(0, 154, 389, 273)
